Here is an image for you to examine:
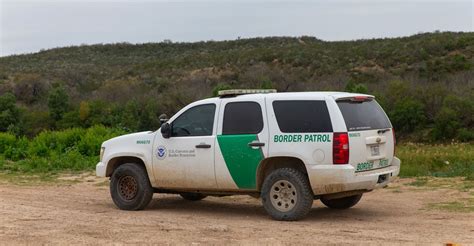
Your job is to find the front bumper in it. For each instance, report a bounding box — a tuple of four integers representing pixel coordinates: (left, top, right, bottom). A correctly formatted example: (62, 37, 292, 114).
(96, 162, 106, 177)
(308, 157, 401, 195)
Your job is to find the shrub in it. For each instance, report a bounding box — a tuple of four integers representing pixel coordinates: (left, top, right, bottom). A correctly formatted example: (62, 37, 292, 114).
(3, 136, 28, 161)
(431, 107, 460, 140)
(345, 81, 368, 94)
(389, 98, 425, 134)
(0, 93, 21, 132)
(458, 128, 474, 142)
(0, 132, 16, 153)
(47, 86, 70, 122)
(0, 126, 127, 173)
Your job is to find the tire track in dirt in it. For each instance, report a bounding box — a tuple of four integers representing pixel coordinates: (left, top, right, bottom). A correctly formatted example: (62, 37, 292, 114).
(0, 177, 473, 244)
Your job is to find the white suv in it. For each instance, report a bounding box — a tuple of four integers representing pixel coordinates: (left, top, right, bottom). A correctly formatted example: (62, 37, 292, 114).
(96, 90, 401, 221)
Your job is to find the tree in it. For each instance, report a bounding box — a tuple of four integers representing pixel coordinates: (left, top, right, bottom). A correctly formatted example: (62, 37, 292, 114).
(47, 86, 70, 123)
(0, 93, 21, 132)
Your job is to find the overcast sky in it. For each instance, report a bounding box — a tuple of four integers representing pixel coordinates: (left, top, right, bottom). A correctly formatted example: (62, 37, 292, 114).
(0, 0, 472, 57)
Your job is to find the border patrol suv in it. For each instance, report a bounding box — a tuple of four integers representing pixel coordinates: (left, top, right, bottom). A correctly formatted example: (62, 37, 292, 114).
(96, 90, 401, 221)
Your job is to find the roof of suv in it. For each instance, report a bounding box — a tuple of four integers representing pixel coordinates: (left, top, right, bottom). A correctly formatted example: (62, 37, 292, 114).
(219, 91, 373, 100)
(189, 91, 375, 106)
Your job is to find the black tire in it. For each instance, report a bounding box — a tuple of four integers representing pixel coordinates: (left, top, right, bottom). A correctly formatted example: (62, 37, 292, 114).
(180, 193, 207, 201)
(320, 194, 362, 209)
(110, 163, 153, 210)
(261, 168, 313, 221)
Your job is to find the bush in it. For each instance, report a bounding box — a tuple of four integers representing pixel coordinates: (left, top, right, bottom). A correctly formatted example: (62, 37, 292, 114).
(4, 137, 28, 161)
(432, 107, 460, 141)
(431, 95, 473, 141)
(0, 132, 17, 153)
(0, 93, 21, 132)
(458, 128, 474, 142)
(47, 86, 70, 122)
(345, 81, 368, 94)
(389, 98, 425, 134)
(0, 126, 127, 173)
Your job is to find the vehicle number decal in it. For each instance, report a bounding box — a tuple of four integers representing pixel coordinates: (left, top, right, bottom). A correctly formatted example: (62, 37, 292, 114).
(349, 133, 360, 137)
(136, 140, 150, 144)
(356, 161, 374, 171)
(379, 158, 389, 168)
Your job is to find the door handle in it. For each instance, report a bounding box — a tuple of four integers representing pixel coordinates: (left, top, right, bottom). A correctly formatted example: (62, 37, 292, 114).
(195, 143, 211, 149)
(248, 141, 265, 147)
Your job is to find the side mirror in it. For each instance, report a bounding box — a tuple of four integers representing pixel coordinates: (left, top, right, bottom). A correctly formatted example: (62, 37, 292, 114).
(159, 114, 169, 125)
(161, 123, 171, 139)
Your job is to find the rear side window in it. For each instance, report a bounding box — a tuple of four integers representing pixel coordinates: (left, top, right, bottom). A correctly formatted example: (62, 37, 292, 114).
(337, 99, 392, 131)
(272, 100, 333, 133)
(223, 102, 263, 135)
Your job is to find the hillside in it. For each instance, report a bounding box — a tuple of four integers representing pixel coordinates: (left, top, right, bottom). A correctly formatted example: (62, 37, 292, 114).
(0, 32, 473, 140)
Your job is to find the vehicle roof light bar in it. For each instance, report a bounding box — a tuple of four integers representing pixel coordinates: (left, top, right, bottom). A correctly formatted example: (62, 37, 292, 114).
(218, 89, 277, 97)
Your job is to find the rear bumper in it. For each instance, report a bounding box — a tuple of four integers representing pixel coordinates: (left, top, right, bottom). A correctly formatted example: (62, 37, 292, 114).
(307, 157, 401, 195)
(96, 162, 106, 177)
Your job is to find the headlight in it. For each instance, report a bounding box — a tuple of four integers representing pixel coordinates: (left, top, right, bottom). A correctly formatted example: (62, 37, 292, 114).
(100, 147, 105, 161)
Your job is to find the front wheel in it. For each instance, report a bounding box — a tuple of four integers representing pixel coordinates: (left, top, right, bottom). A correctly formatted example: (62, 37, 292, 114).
(320, 194, 362, 209)
(261, 168, 313, 221)
(110, 163, 153, 210)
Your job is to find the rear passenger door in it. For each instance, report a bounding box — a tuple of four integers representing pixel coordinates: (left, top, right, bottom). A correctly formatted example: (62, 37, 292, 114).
(214, 98, 269, 190)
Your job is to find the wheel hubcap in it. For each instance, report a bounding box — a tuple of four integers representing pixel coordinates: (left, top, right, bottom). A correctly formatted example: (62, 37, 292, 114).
(118, 175, 138, 200)
(270, 180, 297, 212)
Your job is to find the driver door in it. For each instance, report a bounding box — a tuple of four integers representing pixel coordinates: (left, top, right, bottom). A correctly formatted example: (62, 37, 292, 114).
(152, 103, 218, 189)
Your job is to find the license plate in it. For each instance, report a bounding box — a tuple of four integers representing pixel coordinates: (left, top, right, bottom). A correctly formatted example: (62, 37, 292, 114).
(371, 145, 380, 156)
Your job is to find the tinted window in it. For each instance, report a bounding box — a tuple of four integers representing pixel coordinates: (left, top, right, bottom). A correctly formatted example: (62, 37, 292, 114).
(337, 99, 392, 131)
(273, 100, 333, 133)
(223, 102, 263, 135)
(171, 104, 216, 137)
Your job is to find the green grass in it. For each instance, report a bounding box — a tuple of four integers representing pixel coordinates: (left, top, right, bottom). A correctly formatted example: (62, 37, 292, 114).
(427, 198, 474, 213)
(407, 176, 474, 192)
(397, 142, 474, 180)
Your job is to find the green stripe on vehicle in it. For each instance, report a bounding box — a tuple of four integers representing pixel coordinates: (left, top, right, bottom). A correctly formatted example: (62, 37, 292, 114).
(217, 134, 263, 189)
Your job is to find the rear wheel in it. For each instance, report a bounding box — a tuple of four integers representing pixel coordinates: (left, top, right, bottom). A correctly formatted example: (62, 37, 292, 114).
(261, 168, 313, 221)
(180, 193, 207, 201)
(320, 194, 362, 209)
(110, 163, 153, 210)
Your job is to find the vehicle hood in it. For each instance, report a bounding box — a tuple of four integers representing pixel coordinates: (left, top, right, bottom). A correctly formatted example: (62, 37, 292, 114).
(102, 131, 154, 147)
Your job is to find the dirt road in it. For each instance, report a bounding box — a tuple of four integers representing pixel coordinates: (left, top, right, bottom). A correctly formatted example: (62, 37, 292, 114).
(0, 176, 472, 245)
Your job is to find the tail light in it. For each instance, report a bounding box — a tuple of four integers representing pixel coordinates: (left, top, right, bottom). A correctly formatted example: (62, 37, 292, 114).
(333, 132, 349, 164)
(351, 96, 369, 102)
(392, 128, 396, 156)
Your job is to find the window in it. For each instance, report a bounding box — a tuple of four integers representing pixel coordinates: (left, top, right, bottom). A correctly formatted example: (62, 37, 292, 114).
(273, 100, 333, 133)
(337, 99, 392, 131)
(171, 104, 216, 137)
(223, 102, 263, 135)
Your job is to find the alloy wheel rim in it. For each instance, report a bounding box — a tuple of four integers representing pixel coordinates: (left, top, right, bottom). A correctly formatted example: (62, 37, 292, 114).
(118, 175, 138, 200)
(270, 180, 297, 212)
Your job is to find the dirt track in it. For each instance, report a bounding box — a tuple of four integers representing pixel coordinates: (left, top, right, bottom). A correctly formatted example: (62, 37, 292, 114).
(0, 176, 473, 245)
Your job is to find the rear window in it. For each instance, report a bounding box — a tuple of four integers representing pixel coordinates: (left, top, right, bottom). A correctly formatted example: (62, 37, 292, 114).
(223, 102, 263, 135)
(337, 99, 391, 131)
(273, 100, 333, 133)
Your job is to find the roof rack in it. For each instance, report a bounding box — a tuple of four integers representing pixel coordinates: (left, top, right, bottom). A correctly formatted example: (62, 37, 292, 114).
(218, 89, 277, 97)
